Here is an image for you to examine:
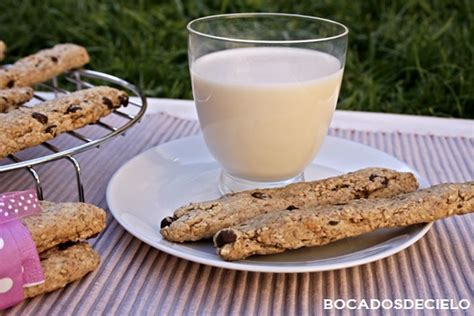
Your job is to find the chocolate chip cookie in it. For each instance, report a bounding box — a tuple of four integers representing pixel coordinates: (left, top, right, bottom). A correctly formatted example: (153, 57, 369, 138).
(22, 201, 106, 253)
(0, 87, 34, 113)
(24, 242, 100, 298)
(0, 43, 89, 88)
(0, 41, 5, 61)
(0, 86, 128, 159)
(161, 168, 419, 242)
(215, 182, 474, 260)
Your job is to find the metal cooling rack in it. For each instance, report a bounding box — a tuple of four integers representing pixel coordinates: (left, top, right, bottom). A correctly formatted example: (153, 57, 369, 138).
(0, 69, 147, 202)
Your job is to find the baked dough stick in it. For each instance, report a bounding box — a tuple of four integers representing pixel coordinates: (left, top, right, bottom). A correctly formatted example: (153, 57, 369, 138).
(0, 43, 89, 88)
(0, 87, 34, 112)
(22, 201, 106, 254)
(24, 242, 100, 298)
(215, 182, 474, 261)
(160, 168, 419, 242)
(0, 86, 128, 159)
(0, 41, 5, 61)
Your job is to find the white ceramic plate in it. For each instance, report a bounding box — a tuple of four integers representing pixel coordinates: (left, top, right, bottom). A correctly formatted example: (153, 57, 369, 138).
(106, 135, 431, 273)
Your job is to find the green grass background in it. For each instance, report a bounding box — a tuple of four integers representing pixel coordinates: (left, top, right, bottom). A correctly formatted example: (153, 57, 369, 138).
(1, 0, 472, 118)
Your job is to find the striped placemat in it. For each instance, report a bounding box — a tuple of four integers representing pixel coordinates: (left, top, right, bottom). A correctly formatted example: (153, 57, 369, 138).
(1, 113, 472, 315)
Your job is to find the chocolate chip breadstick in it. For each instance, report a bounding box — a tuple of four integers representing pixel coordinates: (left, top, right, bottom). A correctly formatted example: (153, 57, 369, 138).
(215, 182, 474, 261)
(0, 44, 89, 88)
(22, 201, 106, 253)
(0, 41, 5, 61)
(160, 168, 419, 242)
(0, 87, 34, 112)
(24, 242, 100, 298)
(0, 86, 128, 159)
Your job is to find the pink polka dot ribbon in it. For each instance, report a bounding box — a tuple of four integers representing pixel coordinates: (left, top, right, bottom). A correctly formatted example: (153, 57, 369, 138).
(0, 190, 44, 310)
(0, 190, 41, 224)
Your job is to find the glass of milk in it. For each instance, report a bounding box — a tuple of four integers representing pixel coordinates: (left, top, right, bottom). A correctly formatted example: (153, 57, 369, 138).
(188, 13, 348, 194)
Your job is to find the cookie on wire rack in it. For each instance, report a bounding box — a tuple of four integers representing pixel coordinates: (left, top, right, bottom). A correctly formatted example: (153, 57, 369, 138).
(0, 86, 128, 159)
(0, 41, 5, 61)
(0, 87, 34, 113)
(0, 43, 89, 88)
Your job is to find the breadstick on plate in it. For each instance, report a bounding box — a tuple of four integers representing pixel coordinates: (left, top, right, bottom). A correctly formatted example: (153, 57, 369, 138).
(160, 168, 419, 242)
(24, 242, 100, 298)
(214, 182, 474, 261)
(22, 201, 106, 254)
(0, 86, 128, 159)
(0, 43, 89, 88)
(0, 87, 34, 113)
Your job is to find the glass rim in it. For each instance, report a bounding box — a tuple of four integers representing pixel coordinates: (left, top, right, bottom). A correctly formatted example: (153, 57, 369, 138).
(187, 13, 349, 44)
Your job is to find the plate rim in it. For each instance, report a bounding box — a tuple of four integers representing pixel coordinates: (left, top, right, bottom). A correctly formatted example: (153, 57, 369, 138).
(106, 134, 432, 273)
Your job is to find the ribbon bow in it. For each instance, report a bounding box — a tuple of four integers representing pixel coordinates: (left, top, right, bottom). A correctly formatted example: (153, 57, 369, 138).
(0, 190, 44, 310)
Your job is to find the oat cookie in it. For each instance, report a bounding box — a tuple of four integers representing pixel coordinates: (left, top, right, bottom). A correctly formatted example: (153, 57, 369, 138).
(22, 201, 106, 253)
(0, 87, 34, 112)
(215, 182, 474, 260)
(0, 86, 128, 159)
(0, 41, 5, 61)
(24, 242, 100, 298)
(0, 43, 89, 88)
(160, 168, 419, 242)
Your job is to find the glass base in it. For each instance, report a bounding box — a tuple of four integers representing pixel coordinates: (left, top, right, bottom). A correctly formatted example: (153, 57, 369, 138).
(218, 170, 305, 195)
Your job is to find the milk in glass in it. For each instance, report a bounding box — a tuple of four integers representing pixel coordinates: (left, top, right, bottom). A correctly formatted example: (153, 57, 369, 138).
(191, 47, 343, 181)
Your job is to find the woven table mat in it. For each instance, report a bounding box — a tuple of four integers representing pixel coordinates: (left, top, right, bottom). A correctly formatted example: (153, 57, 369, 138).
(1, 113, 472, 315)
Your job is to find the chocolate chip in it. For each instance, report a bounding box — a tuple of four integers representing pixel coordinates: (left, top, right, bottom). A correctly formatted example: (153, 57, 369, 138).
(44, 125, 57, 134)
(51, 56, 58, 63)
(65, 104, 82, 114)
(6, 80, 14, 88)
(286, 205, 299, 211)
(214, 229, 237, 247)
(58, 241, 76, 250)
(119, 94, 129, 107)
(102, 96, 114, 109)
(328, 221, 339, 226)
(32, 112, 48, 124)
(369, 174, 389, 186)
(251, 192, 271, 200)
(88, 233, 100, 239)
(354, 190, 369, 199)
(160, 216, 175, 228)
(332, 183, 350, 191)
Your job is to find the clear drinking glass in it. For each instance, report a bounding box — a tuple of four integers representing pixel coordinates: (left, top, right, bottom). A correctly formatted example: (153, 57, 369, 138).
(187, 13, 348, 194)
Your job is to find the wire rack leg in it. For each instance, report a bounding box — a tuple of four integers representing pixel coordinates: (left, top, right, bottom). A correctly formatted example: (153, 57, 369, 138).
(52, 77, 59, 98)
(74, 72, 83, 90)
(66, 156, 85, 202)
(0, 69, 146, 203)
(27, 166, 44, 200)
